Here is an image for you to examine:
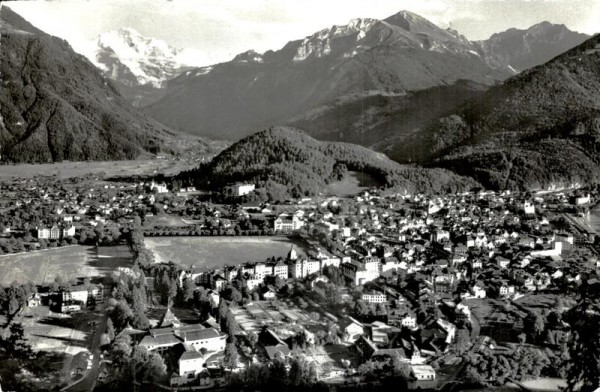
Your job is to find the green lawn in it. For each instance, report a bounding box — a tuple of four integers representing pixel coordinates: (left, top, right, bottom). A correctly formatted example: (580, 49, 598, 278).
(145, 236, 307, 269)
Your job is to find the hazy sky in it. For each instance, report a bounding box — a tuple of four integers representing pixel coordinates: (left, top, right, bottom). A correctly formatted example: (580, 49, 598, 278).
(7, 0, 600, 66)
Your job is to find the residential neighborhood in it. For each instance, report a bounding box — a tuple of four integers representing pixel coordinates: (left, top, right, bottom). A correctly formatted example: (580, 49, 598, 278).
(2, 174, 597, 391)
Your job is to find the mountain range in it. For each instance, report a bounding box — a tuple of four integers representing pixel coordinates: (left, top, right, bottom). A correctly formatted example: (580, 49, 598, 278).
(136, 11, 587, 143)
(0, 6, 215, 163)
(397, 33, 600, 190)
(2, 5, 598, 194)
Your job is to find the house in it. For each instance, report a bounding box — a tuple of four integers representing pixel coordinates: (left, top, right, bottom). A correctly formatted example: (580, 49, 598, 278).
(340, 316, 364, 342)
(181, 328, 227, 352)
(523, 201, 535, 215)
(140, 329, 181, 353)
(27, 293, 41, 307)
(159, 308, 182, 329)
(499, 283, 515, 297)
(272, 260, 288, 279)
(361, 291, 386, 304)
(408, 365, 436, 390)
(224, 183, 255, 197)
(273, 215, 303, 232)
(178, 349, 205, 377)
(496, 256, 510, 269)
(260, 329, 291, 360)
(212, 275, 227, 291)
(261, 287, 277, 300)
(207, 290, 220, 308)
(354, 336, 378, 360)
(97, 363, 110, 383)
(472, 283, 486, 299)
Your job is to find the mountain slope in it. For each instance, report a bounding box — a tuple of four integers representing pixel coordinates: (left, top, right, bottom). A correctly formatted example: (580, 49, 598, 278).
(0, 6, 212, 163)
(188, 127, 479, 201)
(144, 11, 511, 140)
(287, 80, 489, 152)
(398, 33, 600, 190)
(477, 22, 589, 72)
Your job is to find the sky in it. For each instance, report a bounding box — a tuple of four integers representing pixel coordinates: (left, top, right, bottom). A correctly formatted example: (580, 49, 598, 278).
(6, 0, 600, 67)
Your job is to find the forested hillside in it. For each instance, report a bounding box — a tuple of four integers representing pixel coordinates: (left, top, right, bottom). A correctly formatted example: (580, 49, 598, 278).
(0, 6, 212, 163)
(392, 34, 600, 190)
(186, 127, 479, 201)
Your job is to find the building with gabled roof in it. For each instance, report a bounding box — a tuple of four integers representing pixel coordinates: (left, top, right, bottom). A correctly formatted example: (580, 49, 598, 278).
(159, 307, 182, 328)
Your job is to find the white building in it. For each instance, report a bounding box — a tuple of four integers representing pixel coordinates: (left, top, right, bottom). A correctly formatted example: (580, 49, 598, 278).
(225, 183, 255, 197)
(409, 364, 436, 389)
(361, 291, 386, 304)
(178, 349, 205, 377)
(274, 215, 304, 232)
(523, 201, 535, 215)
(150, 181, 169, 193)
(288, 259, 321, 279)
(180, 328, 227, 353)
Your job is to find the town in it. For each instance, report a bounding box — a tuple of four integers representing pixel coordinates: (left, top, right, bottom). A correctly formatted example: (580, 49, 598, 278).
(0, 173, 599, 391)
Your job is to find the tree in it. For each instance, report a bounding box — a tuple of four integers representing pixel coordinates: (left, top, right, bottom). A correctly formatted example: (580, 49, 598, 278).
(223, 342, 239, 370)
(106, 318, 116, 341)
(392, 353, 411, 377)
(288, 356, 305, 386)
(454, 328, 471, 355)
(355, 300, 370, 318)
(247, 331, 258, 348)
(110, 334, 132, 366)
(109, 301, 133, 332)
(564, 279, 600, 392)
(8, 297, 19, 316)
(523, 312, 545, 343)
(218, 300, 229, 321)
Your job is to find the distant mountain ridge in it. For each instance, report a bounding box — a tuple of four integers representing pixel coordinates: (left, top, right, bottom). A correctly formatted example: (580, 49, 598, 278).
(143, 10, 512, 140)
(476, 21, 590, 72)
(0, 6, 213, 163)
(141, 10, 588, 144)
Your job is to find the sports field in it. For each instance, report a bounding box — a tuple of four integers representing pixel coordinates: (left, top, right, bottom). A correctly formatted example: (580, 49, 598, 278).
(0, 244, 132, 285)
(145, 236, 307, 269)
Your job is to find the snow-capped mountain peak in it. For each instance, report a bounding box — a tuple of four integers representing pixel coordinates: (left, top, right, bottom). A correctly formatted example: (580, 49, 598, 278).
(89, 27, 200, 88)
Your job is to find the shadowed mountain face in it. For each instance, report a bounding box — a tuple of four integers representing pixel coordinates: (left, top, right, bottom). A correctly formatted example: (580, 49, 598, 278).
(0, 6, 213, 163)
(395, 34, 600, 190)
(287, 80, 490, 154)
(476, 21, 590, 72)
(143, 11, 512, 141)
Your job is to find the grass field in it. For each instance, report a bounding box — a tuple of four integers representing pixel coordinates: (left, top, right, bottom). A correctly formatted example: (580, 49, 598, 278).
(17, 306, 92, 355)
(325, 171, 382, 197)
(0, 159, 198, 180)
(0, 245, 133, 285)
(145, 236, 307, 269)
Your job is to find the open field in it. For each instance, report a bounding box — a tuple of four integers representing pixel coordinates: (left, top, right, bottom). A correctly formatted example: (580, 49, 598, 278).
(16, 306, 93, 356)
(145, 236, 307, 269)
(0, 159, 198, 180)
(325, 171, 382, 198)
(0, 245, 133, 285)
